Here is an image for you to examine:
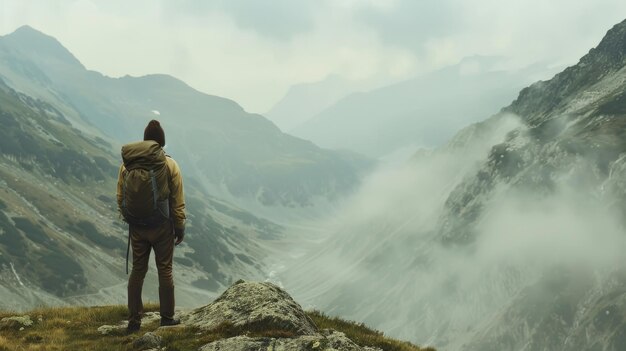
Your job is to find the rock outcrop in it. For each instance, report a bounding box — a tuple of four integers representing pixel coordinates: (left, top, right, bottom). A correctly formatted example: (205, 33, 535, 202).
(198, 330, 377, 351)
(133, 331, 162, 350)
(0, 315, 33, 330)
(184, 280, 381, 351)
(184, 280, 317, 336)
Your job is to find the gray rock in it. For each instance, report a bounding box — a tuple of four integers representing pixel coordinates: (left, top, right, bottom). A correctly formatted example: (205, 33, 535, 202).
(133, 332, 162, 350)
(184, 280, 383, 350)
(97, 324, 124, 335)
(198, 334, 381, 351)
(198, 335, 311, 351)
(98, 312, 162, 335)
(325, 330, 368, 351)
(0, 315, 33, 330)
(184, 280, 318, 336)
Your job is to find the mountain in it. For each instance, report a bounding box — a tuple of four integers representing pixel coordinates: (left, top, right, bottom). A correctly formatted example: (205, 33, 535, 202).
(276, 18, 626, 350)
(291, 56, 555, 158)
(265, 74, 373, 132)
(0, 78, 280, 310)
(0, 26, 371, 209)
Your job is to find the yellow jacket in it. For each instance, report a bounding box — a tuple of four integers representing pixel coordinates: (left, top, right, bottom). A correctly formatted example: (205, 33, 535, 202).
(116, 156, 186, 230)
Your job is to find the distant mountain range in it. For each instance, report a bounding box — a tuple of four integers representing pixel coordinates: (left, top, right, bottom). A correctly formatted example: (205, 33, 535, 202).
(0, 26, 371, 209)
(265, 74, 376, 132)
(290, 56, 556, 158)
(280, 18, 626, 351)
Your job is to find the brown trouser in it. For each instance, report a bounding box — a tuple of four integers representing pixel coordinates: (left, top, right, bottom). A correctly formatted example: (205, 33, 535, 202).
(128, 221, 175, 324)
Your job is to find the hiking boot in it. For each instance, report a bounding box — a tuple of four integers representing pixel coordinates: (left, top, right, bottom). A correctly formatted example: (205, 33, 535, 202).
(160, 317, 181, 327)
(126, 321, 141, 333)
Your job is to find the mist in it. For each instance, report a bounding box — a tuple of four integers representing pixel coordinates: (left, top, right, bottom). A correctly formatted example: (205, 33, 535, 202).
(273, 113, 626, 349)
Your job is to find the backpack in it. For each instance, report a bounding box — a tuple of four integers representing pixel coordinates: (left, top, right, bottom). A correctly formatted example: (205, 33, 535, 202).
(120, 140, 170, 227)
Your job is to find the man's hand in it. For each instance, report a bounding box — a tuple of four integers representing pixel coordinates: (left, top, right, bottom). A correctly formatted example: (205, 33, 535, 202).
(174, 227, 185, 246)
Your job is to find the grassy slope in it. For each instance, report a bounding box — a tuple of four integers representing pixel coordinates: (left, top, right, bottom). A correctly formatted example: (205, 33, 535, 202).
(0, 81, 277, 301)
(0, 82, 125, 298)
(0, 305, 434, 351)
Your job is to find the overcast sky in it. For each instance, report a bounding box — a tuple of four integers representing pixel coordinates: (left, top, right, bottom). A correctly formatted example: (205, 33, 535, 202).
(1, 0, 625, 113)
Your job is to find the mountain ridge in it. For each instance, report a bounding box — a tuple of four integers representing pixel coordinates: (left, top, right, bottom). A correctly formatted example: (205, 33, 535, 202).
(291, 56, 555, 157)
(507, 18, 626, 121)
(265, 74, 372, 132)
(1, 25, 84, 69)
(0, 25, 372, 208)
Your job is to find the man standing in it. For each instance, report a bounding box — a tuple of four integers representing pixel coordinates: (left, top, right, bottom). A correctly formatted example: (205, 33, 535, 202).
(117, 120, 186, 332)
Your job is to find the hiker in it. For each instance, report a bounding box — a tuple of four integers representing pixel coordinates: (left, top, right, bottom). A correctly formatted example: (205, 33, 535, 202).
(116, 120, 186, 332)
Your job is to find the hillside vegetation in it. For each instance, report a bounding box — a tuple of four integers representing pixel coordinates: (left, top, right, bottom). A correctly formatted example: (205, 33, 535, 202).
(0, 77, 278, 308)
(0, 305, 434, 351)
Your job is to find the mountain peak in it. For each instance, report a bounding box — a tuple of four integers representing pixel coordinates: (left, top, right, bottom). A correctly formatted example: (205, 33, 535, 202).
(581, 18, 626, 68)
(1, 25, 84, 69)
(6, 25, 59, 46)
(11, 24, 42, 36)
(506, 18, 626, 120)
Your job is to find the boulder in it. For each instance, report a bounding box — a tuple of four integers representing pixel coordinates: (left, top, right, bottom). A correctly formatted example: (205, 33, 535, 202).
(185, 280, 383, 351)
(133, 332, 162, 350)
(0, 315, 33, 330)
(184, 280, 318, 336)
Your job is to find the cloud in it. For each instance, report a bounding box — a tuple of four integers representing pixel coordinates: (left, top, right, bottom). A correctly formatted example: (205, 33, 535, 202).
(2, 1, 626, 113)
(475, 186, 626, 269)
(349, 0, 626, 70)
(275, 114, 626, 346)
(354, 0, 464, 52)
(0, 0, 420, 112)
(163, 0, 317, 41)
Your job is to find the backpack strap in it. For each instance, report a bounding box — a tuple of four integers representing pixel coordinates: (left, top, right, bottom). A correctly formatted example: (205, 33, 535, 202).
(121, 169, 128, 211)
(150, 169, 158, 210)
(126, 229, 131, 275)
(165, 155, 173, 185)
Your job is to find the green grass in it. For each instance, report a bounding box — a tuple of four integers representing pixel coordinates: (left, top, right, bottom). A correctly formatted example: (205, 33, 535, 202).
(0, 306, 435, 351)
(0, 304, 155, 351)
(307, 311, 435, 351)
